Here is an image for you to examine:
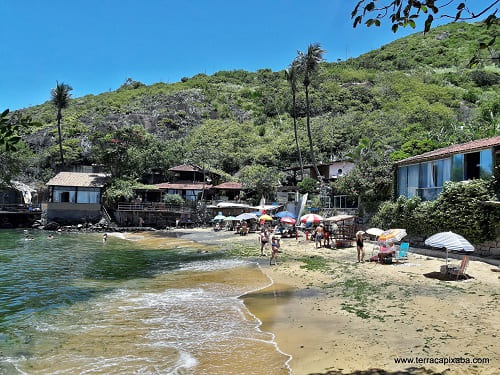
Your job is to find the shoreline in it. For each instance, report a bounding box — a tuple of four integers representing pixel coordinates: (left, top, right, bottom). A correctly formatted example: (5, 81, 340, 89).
(169, 227, 500, 375)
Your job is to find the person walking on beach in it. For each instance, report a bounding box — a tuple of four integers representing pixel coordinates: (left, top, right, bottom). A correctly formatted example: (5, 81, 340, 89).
(356, 231, 365, 262)
(259, 228, 269, 256)
(314, 224, 324, 248)
(270, 236, 281, 265)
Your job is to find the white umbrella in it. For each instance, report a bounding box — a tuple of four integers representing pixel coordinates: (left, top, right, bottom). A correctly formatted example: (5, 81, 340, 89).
(235, 213, 258, 221)
(424, 231, 474, 266)
(366, 228, 384, 237)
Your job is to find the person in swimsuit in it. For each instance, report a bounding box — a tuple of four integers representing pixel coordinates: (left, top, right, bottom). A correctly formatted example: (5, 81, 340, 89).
(259, 228, 269, 256)
(270, 236, 281, 265)
(356, 231, 365, 262)
(315, 224, 324, 248)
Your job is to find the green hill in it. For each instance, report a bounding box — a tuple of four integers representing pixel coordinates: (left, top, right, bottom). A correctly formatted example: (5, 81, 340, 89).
(10, 21, 500, 187)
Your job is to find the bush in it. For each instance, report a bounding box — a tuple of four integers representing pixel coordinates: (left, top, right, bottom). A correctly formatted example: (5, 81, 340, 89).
(370, 179, 498, 244)
(163, 194, 184, 205)
(297, 177, 318, 194)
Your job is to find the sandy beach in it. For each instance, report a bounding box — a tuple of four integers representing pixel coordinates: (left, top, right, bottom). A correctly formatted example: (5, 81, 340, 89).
(162, 227, 500, 375)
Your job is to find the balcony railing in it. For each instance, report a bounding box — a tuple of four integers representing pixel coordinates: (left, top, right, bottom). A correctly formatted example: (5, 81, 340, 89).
(117, 202, 194, 212)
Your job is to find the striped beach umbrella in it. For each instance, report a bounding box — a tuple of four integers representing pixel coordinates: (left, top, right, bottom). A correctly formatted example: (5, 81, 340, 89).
(425, 231, 474, 266)
(300, 214, 324, 224)
(280, 216, 296, 225)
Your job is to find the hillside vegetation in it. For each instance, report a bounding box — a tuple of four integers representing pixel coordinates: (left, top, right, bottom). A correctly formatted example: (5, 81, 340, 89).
(8, 22, 500, 195)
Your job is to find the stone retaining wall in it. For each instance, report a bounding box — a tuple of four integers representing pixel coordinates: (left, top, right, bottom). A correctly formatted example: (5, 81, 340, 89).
(406, 234, 500, 259)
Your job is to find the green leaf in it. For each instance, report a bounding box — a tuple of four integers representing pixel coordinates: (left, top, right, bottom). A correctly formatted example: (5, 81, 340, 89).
(353, 15, 363, 28)
(408, 20, 416, 29)
(424, 14, 434, 33)
(392, 23, 399, 33)
(457, 3, 465, 10)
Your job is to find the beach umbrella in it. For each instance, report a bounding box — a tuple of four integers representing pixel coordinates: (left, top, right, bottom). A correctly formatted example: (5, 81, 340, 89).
(379, 228, 407, 244)
(424, 231, 474, 266)
(223, 216, 237, 221)
(235, 213, 258, 221)
(280, 216, 296, 225)
(259, 214, 273, 221)
(300, 213, 324, 224)
(275, 211, 297, 219)
(366, 228, 384, 237)
(213, 212, 226, 221)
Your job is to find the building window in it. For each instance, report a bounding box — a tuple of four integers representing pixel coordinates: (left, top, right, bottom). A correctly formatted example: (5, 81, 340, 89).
(479, 149, 493, 178)
(451, 154, 464, 181)
(397, 166, 408, 198)
(53, 188, 76, 203)
(407, 165, 419, 198)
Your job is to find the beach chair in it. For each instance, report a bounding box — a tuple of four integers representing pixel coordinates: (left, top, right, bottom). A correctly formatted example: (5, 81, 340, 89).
(394, 242, 409, 262)
(448, 255, 470, 280)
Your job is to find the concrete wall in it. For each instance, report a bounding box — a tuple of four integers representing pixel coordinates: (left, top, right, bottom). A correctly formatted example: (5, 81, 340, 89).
(46, 202, 102, 224)
(406, 234, 500, 259)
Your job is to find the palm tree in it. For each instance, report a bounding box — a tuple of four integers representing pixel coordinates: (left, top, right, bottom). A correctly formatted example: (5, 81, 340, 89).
(51, 81, 73, 168)
(297, 43, 326, 181)
(285, 61, 305, 180)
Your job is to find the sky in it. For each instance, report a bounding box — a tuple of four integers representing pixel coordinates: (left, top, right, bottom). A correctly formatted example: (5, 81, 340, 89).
(0, 0, 495, 110)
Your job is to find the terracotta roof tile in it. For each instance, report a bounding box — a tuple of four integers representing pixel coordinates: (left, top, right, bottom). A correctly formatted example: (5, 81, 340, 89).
(155, 182, 213, 190)
(396, 136, 500, 166)
(214, 182, 243, 190)
(168, 164, 202, 172)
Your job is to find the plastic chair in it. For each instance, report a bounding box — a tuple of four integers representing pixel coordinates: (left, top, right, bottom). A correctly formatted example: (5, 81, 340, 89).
(394, 242, 410, 262)
(449, 255, 470, 280)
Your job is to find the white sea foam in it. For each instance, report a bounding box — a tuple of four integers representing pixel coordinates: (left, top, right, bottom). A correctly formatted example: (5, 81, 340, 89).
(178, 257, 250, 272)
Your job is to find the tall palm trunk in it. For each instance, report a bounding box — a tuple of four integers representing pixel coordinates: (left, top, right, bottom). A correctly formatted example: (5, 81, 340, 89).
(305, 84, 320, 180)
(292, 90, 304, 180)
(56, 108, 65, 168)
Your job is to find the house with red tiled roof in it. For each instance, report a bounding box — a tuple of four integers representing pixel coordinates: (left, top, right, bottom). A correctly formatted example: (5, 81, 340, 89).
(156, 182, 213, 201)
(394, 136, 500, 200)
(213, 182, 244, 201)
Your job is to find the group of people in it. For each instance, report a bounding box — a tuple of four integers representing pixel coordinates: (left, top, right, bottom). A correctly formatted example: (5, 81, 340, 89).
(310, 224, 331, 248)
(258, 226, 282, 265)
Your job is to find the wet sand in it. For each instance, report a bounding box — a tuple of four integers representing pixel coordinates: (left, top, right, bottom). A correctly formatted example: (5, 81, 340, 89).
(168, 228, 500, 375)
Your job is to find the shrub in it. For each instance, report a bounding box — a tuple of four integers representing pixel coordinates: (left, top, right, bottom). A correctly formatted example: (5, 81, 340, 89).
(370, 179, 498, 244)
(297, 177, 318, 194)
(163, 194, 184, 205)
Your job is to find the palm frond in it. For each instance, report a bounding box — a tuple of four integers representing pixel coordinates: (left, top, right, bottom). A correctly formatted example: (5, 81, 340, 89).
(51, 81, 73, 109)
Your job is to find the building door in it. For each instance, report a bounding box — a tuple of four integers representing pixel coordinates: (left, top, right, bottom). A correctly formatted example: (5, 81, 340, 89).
(465, 152, 480, 180)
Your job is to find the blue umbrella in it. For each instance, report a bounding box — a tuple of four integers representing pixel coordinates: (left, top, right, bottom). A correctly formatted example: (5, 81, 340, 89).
(275, 211, 297, 219)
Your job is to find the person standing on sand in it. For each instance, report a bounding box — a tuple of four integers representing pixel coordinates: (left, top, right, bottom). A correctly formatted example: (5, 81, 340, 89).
(356, 231, 365, 262)
(259, 228, 269, 256)
(270, 236, 281, 265)
(314, 224, 324, 248)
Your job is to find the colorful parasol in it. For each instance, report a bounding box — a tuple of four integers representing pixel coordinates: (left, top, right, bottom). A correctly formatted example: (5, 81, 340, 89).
(379, 228, 407, 244)
(259, 214, 273, 221)
(280, 216, 297, 225)
(300, 214, 324, 224)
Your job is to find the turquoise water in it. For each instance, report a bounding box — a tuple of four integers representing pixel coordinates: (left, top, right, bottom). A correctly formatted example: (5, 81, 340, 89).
(0, 230, 290, 374)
